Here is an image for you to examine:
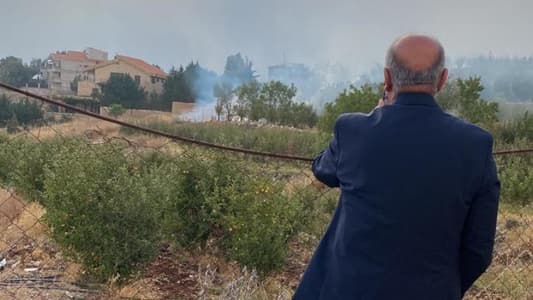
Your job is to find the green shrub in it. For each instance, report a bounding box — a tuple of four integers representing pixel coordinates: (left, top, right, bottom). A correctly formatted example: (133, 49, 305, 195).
(43, 142, 160, 281)
(145, 152, 308, 274)
(493, 112, 533, 146)
(121, 120, 329, 157)
(146, 155, 217, 247)
(0, 137, 62, 202)
(219, 178, 301, 274)
(109, 103, 126, 117)
(292, 186, 338, 238)
(497, 154, 533, 206)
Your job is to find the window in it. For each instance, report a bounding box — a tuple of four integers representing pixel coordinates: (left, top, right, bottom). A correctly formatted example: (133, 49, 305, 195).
(135, 75, 141, 85)
(151, 77, 156, 84)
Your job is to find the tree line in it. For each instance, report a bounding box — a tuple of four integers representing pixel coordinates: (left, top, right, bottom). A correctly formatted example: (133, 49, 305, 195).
(0, 94, 43, 132)
(215, 80, 318, 128)
(0, 56, 41, 87)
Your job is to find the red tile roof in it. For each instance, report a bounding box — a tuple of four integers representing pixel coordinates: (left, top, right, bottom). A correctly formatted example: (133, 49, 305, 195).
(116, 55, 167, 78)
(50, 51, 101, 63)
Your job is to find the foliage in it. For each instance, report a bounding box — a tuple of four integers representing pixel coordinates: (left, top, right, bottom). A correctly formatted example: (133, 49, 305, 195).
(0, 56, 39, 87)
(149, 153, 307, 274)
(109, 103, 126, 117)
(120, 120, 329, 157)
(456, 77, 499, 127)
(436, 77, 499, 128)
(0, 94, 43, 126)
(162, 66, 194, 103)
(185, 61, 219, 102)
(235, 80, 260, 120)
(222, 53, 256, 88)
(0, 137, 62, 202)
(100, 73, 146, 108)
(220, 179, 301, 273)
(214, 81, 234, 121)
(497, 153, 533, 206)
(43, 141, 160, 281)
(317, 84, 380, 132)
(435, 79, 460, 112)
(234, 80, 318, 128)
(163, 62, 219, 104)
(0, 135, 330, 279)
(492, 112, 533, 146)
(259, 81, 298, 124)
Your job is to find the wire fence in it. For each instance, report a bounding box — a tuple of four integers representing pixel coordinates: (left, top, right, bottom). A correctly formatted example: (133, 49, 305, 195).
(0, 83, 531, 299)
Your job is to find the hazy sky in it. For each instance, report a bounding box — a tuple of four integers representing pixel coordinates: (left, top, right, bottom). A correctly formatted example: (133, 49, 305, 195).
(1, 0, 532, 78)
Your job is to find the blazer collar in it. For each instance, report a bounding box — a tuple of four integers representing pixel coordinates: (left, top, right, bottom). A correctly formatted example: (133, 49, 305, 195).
(393, 92, 440, 108)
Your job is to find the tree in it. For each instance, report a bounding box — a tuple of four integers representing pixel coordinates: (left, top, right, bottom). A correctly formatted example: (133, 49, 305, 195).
(291, 102, 318, 128)
(0, 95, 43, 126)
(100, 73, 146, 108)
(0, 95, 12, 124)
(436, 79, 460, 112)
(214, 81, 234, 121)
(234, 80, 317, 127)
(235, 80, 260, 121)
(184, 61, 218, 102)
(11, 99, 43, 125)
(0, 56, 34, 87)
(317, 84, 380, 132)
(162, 66, 194, 103)
(214, 101, 223, 121)
(259, 81, 297, 124)
(456, 77, 499, 127)
(222, 53, 256, 88)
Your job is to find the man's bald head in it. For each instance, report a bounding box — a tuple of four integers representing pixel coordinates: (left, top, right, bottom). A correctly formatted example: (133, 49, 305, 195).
(385, 34, 446, 94)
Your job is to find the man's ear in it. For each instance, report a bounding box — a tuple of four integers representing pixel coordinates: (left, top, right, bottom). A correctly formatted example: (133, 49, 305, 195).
(384, 68, 393, 92)
(436, 68, 448, 92)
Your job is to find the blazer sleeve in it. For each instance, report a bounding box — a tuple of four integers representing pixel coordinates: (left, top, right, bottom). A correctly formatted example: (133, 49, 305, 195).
(460, 137, 501, 296)
(312, 118, 341, 188)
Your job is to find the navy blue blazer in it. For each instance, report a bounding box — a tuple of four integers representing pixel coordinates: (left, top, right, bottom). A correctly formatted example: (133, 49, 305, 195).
(294, 92, 500, 300)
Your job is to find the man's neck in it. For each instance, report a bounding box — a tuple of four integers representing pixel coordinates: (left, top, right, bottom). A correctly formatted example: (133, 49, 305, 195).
(396, 85, 436, 96)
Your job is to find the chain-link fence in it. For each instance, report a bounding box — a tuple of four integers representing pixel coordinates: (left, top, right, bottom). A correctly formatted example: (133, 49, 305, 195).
(0, 83, 531, 299)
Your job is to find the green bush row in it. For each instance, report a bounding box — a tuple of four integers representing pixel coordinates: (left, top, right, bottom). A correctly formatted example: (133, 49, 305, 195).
(0, 136, 330, 282)
(120, 120, 330, 158)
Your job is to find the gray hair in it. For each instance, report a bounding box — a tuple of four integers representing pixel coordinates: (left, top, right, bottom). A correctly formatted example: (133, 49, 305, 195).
(385, 37, 445, 93)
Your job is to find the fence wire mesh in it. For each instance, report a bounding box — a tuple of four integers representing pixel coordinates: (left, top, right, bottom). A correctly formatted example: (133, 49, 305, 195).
(0, 84, 531, 299)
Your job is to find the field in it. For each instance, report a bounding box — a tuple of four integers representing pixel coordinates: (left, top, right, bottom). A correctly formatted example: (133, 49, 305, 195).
(0, 107, 531, 300)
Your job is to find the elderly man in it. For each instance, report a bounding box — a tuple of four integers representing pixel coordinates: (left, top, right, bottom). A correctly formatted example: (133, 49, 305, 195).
(293, 35, 500, 300)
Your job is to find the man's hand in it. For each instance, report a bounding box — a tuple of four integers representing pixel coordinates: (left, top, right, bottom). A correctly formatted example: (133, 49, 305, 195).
(376, 98, 386, 108)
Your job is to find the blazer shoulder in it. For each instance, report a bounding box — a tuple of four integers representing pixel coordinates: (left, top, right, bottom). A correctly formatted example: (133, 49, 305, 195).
(444, 113, 494, 146)
(335, 111, 373, 129)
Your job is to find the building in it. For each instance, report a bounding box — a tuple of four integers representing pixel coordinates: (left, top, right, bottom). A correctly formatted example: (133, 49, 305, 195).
(41, 48, 108, 95)
(77, 55, 167, 97)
